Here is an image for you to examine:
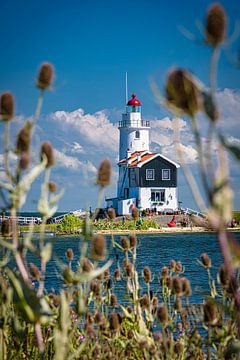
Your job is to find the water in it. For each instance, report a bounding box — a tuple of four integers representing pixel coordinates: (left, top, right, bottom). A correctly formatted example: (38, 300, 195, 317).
(25, 231, 240, 304)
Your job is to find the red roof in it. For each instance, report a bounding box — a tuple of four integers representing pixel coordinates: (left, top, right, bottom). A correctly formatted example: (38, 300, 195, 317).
(118, 150, 180, 168)
(127, 93, 141, 106)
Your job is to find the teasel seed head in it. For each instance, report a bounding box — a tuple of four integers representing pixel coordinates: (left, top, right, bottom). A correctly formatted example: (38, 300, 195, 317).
(172, 277, 183, 296)
(110, 293, 117, 307)
(129, 234, 137, 248)
(37, 63, 54, 90)
(19, 152, 30, 170)
(121, 236, 130, 251)
(204, 299, 218, 326)
(96, 159, 111, 187)
(201, 253, 211, 268)
(152, 296, 158, 307)
(174, 342, 183, 355)
(1, 219, 11, 236)
(0, 92, 14, 121)
(165, 69, 202, 116)
(175, 261, 183, 273)
(174, 297, 182, 312)
(81, 258, 93, 273)
(169, 259, 176, 272)
(48, 181, 57, 193)
(90, 280, 101, 296)
(109, 312, 120, 331)
(125, 262, 134, 277)
(87, 312, 94, 325)
(182, 277, 192, 297)
(140, 294, 150, 309)
(161, 266, 169, 278)
(165, 276, 173, 289)
(40, 141, 55, 167)
(16, 121, 32, 154)
(157, 304, 169, 327)
(94, 311, 105, 325)
(91, 234, 106, 261)
(66, 248, 74, 261)
(143, 266, 151, 283)
(132, 207, 139, 220)
(205, 3, 226, 46)
(114, 268, 121, 281)
(107, 207, 116, 220)
(219, 263, 230, 287)
(29, 263, 40, 280)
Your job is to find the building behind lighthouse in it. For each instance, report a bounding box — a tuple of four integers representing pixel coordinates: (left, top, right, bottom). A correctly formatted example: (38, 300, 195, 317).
(106, 93, 180, 215)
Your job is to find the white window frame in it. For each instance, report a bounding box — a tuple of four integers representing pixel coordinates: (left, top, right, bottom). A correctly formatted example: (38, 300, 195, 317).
(162, 169, 170, 180)
(151, 189, 165, 203)
(146, 169, 155, 180)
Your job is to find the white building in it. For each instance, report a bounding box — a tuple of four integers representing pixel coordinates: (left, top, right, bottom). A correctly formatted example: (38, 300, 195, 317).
(106, 93, 180, 215)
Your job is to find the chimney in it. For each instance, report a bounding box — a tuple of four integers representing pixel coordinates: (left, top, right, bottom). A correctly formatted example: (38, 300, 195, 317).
(137, 154, 141, 163)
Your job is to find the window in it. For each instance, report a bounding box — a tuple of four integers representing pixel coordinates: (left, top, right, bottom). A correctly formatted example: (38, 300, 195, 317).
(162, 169, 170, 180)
(146, 169, 155, 180)
(135, 130, 140, 139)
(151, 189, 165, 203)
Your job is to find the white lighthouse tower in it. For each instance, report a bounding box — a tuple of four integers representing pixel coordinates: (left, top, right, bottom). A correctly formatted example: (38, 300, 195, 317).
(119, 93, 150, 160)
(106, 92, 180, 216)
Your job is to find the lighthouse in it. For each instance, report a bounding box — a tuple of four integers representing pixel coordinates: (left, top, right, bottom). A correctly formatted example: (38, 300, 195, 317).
(118, 93, 150, 160)
(106, 92, 180, 215)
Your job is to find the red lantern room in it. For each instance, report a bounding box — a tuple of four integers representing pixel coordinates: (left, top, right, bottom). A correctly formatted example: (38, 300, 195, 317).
(127, 93, 141, 113)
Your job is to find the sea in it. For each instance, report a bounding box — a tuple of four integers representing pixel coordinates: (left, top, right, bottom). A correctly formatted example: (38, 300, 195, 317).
(22, 231, 240, 305)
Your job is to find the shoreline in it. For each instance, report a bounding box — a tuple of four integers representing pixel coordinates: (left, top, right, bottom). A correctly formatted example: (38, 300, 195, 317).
(95, 226, 240, 235)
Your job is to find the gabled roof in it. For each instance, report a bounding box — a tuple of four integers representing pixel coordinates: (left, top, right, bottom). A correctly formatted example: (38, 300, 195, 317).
(119, 151, 180, 168)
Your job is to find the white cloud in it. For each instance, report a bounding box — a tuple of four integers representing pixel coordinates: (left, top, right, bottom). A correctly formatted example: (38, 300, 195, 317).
(51, 109, 119, 153)
(217, 88, 240, 130)
(54, 149, 97, 174)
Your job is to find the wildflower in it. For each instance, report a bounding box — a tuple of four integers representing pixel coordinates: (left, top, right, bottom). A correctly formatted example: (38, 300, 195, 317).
(205, 3, 226, 46)
(90, 280, 100, 296)
(174, 297, 182, 312)
(107, 207, 116, 219)
(66, 248, 74, 261)
(169, 259, 176, 272)
(165, 276, 173, 289)
(172, 277, 183, 296)
(125, 262, 134, 277)
(140, 294, 150, 309)
(182, 277, 192, 297)
(19, 152, 30, 170)
(219, 263, 230, 287)
(121, 236, 130, 251)
(81, 258, 93, 273)
(200, 253, 211, 268)
(91, 234, 106, 261)
(16, 121, 32, 154)
(40, 141, 55, 167)
(0, 92, 14, 121)
(157, 304, 168, 327)
(161, 266, 169, 278)
(129, 234, 137, 248)
(132, 207, 139, 220)
(114, 268, 121, 281)
(165, 69, 202, 116)
(96, 159, 112, 187)
(175, 261, 183, 273)
(109, 312, 120, 331)
(143, 266, 151, 283)
(29, 263, 40, 280)
(37, 63, 54, 90)
(110, 293, 117, 307)
(204, 299, 218, 325)
(48, 181, 57, 193)
(1, 219, 10, 236)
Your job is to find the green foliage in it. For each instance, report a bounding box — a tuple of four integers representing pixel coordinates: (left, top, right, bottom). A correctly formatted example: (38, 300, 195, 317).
(93, 218, 159, 231)
(59, 214, 82, 234)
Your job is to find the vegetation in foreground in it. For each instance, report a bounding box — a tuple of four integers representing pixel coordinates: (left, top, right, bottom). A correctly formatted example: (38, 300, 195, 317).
(0, 3, 240, 359)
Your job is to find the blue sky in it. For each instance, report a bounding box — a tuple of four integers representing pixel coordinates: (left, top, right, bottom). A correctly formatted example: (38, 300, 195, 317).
(0, 0, 240, 211)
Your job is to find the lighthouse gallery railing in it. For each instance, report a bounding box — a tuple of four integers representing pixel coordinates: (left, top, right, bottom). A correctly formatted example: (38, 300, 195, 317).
(118, 120, 150, 128)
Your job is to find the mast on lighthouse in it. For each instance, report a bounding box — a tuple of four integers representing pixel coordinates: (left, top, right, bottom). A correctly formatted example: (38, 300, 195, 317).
(118, 93, 150, 160)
